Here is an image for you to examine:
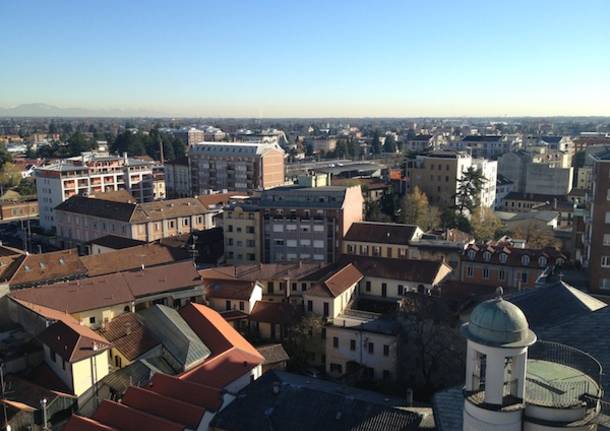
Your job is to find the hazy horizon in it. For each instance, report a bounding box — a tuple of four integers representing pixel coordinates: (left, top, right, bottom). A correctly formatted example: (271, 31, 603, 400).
(2, 0, 609, 117)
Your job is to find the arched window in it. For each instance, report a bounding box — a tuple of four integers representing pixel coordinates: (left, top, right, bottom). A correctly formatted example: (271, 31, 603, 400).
(538, 256, 547, 267)
(499, 253, 508, 264)
(483, 251, 492, 262)
(521, 255, 530, 266)
(468, 250, 476, 260)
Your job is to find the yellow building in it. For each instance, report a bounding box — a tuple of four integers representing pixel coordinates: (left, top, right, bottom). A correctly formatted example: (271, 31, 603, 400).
(221, 198, 262, 264)
(343, 222, 423, 259)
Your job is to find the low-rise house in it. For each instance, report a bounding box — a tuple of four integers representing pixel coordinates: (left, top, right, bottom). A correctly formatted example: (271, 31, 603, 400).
(205, 279, 263, 314)
(256, 344, 290, 373)
(302, 263, 363, 319)
(343, 222, 424, 259)
(55, 195, 215, 249)
(88, 235, 146, 254)
(0, 199, 39, 222)
(249, 300, 301, 341)
(460, 243, 565, 289)
(38, 319, 111, 404)
(326, 310, 400, 382)
(9, 260, 205, 330)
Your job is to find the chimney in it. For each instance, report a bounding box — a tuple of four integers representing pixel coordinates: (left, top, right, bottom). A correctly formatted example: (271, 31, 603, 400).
(553, 197, 558, 210)
(141, 263, 145, 271)
(125, 322, 132, 335)
(123, 152, 129, 164)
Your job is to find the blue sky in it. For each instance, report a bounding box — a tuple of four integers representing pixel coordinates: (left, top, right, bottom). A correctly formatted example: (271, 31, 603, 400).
(1, 0, 609, 117)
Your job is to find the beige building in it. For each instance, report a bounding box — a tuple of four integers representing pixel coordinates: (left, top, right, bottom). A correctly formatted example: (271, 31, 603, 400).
(55, 194, 215, 248)
(221, 197, 262, 264)
(405, 151, 497, 208)
(343, 222, 424, 258)
(189, 141, 285, 193)
(164, 156, 192, 198)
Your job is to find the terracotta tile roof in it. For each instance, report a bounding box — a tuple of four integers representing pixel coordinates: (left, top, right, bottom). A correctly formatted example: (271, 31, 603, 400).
(205, 279, 258, 300)
(250, 301, 301, 324)
(63, 415, 119, 431)
(92, 400, 185, 431)
(344, 222, 419, 245)
(130, 198, 207, 223)
(10, 273, 133, 314)
(199, 262, 324, 282)
(319, 263, 363, 297)
(98, 313, 159, 361)
(121, 260, 202, 298)
(179, 303, 264, 388)
(89, 189, 137, 203)
(343, 255, 452, 284)
(9, 297, 79, 325)
(147, 373, 223, 411)
(89, 235, 146, 250)
(7, 249, 87, 288)
(81, 243, 190, 277)
(196, 192, 241, 208)
(121, 386, 204, 429)
(0, 374, 75, 412)
(38, 319, 111, 363)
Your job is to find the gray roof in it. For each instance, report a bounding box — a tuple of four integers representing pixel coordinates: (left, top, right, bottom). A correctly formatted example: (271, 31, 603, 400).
(211, 371, 424, 431)
(432, 387, 463, 431)
(260, 186, 350, 209)
(138, 305, 211, 371)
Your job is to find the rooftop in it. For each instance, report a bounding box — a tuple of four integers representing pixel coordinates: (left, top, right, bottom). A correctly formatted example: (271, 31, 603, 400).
(344, 222, 420, 245)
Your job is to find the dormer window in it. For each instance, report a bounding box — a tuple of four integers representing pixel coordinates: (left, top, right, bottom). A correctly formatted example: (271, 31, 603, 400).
(467, 250, 476, 260)
(556, 258, 564, 266)
(538, 256, 547, 267)
(499, 253, 508, 264)
(483, 251, 492, 262)
(521, 255, 530, 266)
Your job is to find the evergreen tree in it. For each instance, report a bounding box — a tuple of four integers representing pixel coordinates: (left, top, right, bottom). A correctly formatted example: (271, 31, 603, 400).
(454, 167, 486, 215)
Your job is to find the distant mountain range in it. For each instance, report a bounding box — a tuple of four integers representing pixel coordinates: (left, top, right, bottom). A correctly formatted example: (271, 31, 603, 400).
(0, 103, 171, 118)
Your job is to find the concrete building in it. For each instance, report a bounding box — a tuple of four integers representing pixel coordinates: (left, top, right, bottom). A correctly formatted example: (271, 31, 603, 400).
(342, 222, 424, 259)
(495, 174, 514, 209)
(54, 195, 215, 248)
(174, 127, 205, 146)
(458, 135, 515, 159)
(586, 151, 610, 292)
(189, 141, 285, 193)
(164, 156, 191, 197)
(404, 151, 497, 209)
(259, 185, 364, 264)
(35, 153, 160, 231)
(221, 197, 262, 264)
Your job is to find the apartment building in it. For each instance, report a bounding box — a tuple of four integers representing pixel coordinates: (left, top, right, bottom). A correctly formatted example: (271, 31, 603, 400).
(342, 222, 423, 258)
(189, 141, 285, 193)
(404, 151, 497, 208)
(35, 153, 160, 230)
(174, 127, 205, 146)
(458, 135, 516, 159)
(54, 195, 214, 248)
(460, 243, 565, 289)
(221, 197, 262, 264)
(587, 152, 610, 292)
(164, 156, 191, 197)
(259, 185, 364, 264)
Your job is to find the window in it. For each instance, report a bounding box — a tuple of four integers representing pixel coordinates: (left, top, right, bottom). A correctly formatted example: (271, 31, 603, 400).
(467, 249, 476, 260)
(323, 302, 329, 317)
(383, 345, 390, 356)
(300, 239, 311, 246)
(521, 255, 530, 266)
(383, 370, 391, 380)
(602, 256, 610, 268)
(246, 226, 255, 233)
(286, 239, 297, 247)
(482, 268, 489, 279)
(601, 278, 610, 290)
(607, 189, 610, 201)
(272, 224, 284, 232)
(268, 282, 274, 294)
(365, 281, 371, 292)
(538, 256, 547, 267)
(381, 283, 387, 297)
(483, 251, 491, 261)
(330, 363, 343, 374)
(368, 342, 375, 354)
(350, 339, 356, 351)
(466, 266, 473, 277)
(301, 282, 307, 291)
(521, 272, 528, 283)
(604, 235, 610, 246)
(89, 316, 96, 324)
(225, 300, 231, 311)
(313, 240, 324, 248)
(605, 212, 610, 224)
(239, 301, 245, 311)
(307, 300, 313, 312)
(499, 253, 508, 264)
(321, 328, 326, 339)
(499, 270, 506, 281)
(333, 337, 339, 348)
(50, 350, 56, 362)
(226, 224, 233, 232)
(398, 284, 404, 295)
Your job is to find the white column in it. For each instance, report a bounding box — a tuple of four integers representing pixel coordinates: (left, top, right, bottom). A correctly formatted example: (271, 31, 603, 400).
(484, 349, 506, 405)
(465, 343, 478, 391)
(513, 351, 527, 399)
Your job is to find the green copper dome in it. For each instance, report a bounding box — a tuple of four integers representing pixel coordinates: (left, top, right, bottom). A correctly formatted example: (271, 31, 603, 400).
(462, 289, 537, 348)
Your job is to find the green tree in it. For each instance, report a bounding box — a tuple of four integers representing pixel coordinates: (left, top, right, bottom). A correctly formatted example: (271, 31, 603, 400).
(441, 208, 472, 233)
(454, 167, 486, 215)
(67, 132, 95, 156)
(383, 134, 397, 153)
(371, 130, 382, 155)
(400, 186, 440, 230)
(0, 144, 13, 168)
(511, 220, 561, 249)
(15, 177, 36, 196)
(470, 207, 502, 241)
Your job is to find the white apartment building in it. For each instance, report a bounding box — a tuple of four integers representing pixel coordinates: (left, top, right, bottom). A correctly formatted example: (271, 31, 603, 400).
(35, 153, 161, 231)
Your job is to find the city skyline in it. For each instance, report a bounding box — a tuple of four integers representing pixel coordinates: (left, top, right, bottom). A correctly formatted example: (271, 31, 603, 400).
(2, 0, 610, 117)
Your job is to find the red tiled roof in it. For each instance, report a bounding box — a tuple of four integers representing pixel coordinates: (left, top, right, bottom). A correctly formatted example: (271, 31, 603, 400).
(9, 297, 79, 325)
(196, 192, 241, 208)
(250, 301, 301, 324)
(120, 261, 202, 298)
(122, 386, 204, 429)
(38, 320, 111, 363)
(205, 278, 258, 300)
(63, 415, 118, 431)
(307, 263, 363, 298)
(93, 400, 185, 431)
(8, 249, 87, 288)
(98, 313, 159, 361)
(147, 373, 223, 411)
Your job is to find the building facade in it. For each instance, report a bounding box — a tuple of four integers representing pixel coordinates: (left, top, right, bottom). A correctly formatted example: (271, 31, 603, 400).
(35, 153, 160, 230)
(587, 152, 610, 292)
(164, 156, 192, 198)
(189, 141, 285, 193)
(221, 198, 262, 264)
(260, 186, 364, 264)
